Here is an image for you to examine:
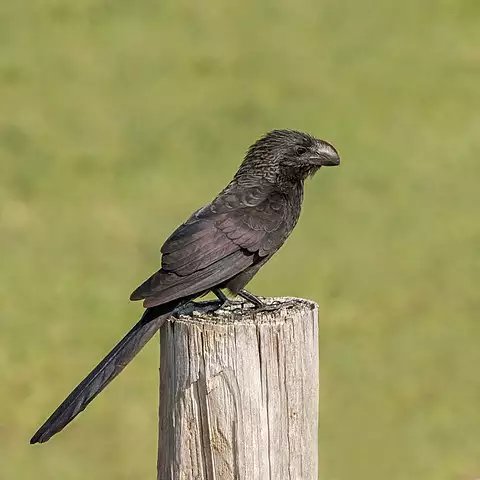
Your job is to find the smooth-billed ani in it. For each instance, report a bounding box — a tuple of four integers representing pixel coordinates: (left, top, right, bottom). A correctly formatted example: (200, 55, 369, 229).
(31, 129, 340, 444)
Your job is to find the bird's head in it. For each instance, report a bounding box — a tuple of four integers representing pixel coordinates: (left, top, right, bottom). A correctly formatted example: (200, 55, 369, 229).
(240, 129, 340, 183)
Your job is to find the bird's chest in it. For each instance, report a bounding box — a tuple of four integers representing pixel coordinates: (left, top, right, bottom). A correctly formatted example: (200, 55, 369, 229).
(281, 183, 304, 236)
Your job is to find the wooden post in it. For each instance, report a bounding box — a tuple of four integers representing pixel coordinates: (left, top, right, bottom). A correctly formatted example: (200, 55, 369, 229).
(158, 297, 319, 480)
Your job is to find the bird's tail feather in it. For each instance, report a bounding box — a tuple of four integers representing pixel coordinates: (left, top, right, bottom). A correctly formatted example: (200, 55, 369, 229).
(30, 299, 188, 444)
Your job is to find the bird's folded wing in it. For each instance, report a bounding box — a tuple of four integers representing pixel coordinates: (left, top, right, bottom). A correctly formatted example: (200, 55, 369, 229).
(131, 182, 289, 306)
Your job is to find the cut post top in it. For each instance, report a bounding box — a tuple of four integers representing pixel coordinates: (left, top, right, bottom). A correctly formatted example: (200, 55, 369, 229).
(170, 296, 318, 326)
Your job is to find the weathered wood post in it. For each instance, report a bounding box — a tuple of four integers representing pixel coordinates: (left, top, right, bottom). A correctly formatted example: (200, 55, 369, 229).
(158, 297, 319, 480)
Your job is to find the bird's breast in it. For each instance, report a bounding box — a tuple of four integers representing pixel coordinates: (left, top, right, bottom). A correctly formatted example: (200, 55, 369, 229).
(281, 182, 304, 234)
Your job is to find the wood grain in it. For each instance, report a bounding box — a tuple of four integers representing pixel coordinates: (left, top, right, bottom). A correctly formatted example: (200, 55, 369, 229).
(158, 297, 319, 480)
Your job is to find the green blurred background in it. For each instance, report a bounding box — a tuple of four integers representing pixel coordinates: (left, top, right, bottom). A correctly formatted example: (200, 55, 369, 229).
(1, 0, 479, 478)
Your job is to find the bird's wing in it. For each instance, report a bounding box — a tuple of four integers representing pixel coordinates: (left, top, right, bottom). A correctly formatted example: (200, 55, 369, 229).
(133, 250, 255, 307)
(131, 181, 289, 307)
(212, 187, 287, 256)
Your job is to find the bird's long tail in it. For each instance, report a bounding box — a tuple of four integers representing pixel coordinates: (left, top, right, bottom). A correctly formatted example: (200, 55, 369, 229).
(30, 299, 188, 444)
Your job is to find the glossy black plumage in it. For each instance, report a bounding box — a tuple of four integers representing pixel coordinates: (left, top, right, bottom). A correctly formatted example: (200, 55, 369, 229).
(31, 129, 340, 444)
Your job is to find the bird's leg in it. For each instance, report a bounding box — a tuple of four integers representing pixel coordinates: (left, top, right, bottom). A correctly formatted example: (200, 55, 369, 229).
(237, 289, 297, 312)
(237, 289, 266, 309)
(212, 288, 229, 305)
(187, 288, 229, 314)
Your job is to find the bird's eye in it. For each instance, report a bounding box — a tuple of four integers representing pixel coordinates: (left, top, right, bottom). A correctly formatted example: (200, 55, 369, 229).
(295, 146, 307, 155)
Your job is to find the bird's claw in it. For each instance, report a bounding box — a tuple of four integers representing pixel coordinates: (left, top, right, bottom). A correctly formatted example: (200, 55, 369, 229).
(252, 299, 297, 313)
(176, 300, 225, 317)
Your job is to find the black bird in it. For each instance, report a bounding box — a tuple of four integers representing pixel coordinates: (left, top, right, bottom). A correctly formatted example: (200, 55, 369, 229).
(30, 129, 340, 444)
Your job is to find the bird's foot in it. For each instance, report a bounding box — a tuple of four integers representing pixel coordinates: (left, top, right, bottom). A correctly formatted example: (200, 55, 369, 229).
(176, 300, 225, 317)
(193, 300, 224, 309)
(237, 289, 264, 308)
(252, 299, 297, 313)
(252, 304, 278, 313)
(235, 289, 298, 313)
(235, 289, 296, 312)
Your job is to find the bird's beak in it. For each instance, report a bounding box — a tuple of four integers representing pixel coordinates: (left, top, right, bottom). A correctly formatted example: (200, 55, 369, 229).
(309, 151, 340, 167)
(309, 142, 340, 167)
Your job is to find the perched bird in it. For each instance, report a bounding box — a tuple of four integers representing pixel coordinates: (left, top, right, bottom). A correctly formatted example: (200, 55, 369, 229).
(30, 129, 340, 444)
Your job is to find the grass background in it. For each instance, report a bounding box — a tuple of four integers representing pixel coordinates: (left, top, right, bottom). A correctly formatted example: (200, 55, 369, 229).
(1, 0, 479, 478)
